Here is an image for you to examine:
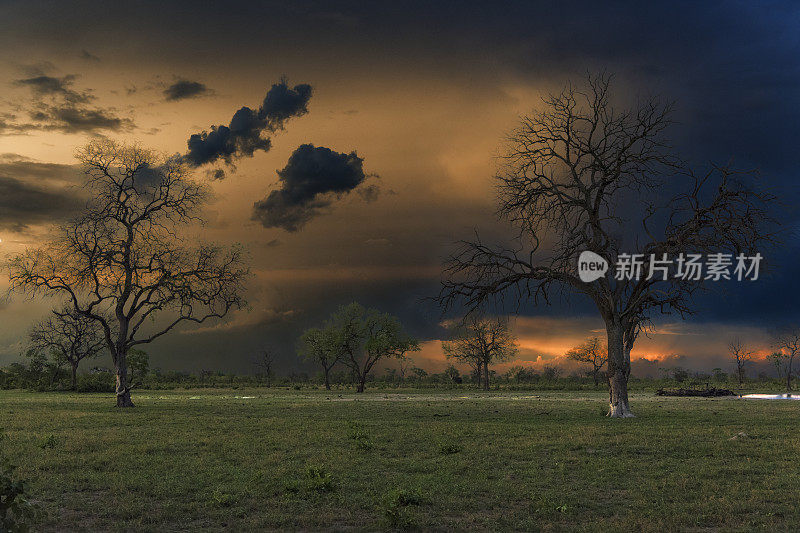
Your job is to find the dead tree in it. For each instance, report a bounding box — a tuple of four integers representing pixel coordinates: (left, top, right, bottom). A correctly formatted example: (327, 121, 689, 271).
(28, 306, 106, 389)
(253, 347, 276, 387)
(8, 140, 248, 407)
(566, 337, 608, 386)
(438, 73, 775, 417)
(442, 316, 518, 390)
(773, 327, 800, 391)
(729, 337, 753, 386)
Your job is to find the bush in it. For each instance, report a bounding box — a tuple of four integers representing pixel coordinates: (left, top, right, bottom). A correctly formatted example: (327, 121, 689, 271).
(439, 443, 462, 455)
(305, 466, 336, 493)
(0, 433, 40, 531)
(38, 435, 58, 450)
(381, 488, 424, 529)
(76, 373, 115, 393)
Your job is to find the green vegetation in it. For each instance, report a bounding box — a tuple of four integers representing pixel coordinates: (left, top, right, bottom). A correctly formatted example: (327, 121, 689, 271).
(2, 389, 799, 531)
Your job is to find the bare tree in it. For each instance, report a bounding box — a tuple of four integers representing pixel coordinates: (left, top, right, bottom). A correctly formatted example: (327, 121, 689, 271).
(442, 316, 518, 390)
(397, 353, 411, 382)
(28, 307, 106, 389)
(729, 337, 753, 386)
(8, 140, 248, 407)
(253, 347, 276, 387)
(566, 337, 608, 387)
(438, 73, 774, 417)
(773, 327, 800, 391)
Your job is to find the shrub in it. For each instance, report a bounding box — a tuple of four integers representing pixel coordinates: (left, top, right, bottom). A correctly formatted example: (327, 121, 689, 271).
(0, 433, 40, 531)
(38, 435, 57, 450)
(439, 443, 462, 455)
(209, 489, 234, 507)
(76, 373, 115, 393)
(348, 423, 374, 451)
(381, 488, 424, 529)
(305, 466, 336, 493)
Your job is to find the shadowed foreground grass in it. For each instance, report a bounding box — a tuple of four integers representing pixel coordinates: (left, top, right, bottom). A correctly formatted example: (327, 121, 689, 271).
(1, 389, 799, 531)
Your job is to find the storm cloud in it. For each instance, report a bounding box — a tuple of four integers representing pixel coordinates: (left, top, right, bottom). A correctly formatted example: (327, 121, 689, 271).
(184, 80, 312, 167)
(30, 106, 132, 133)
(253, 143, 374, 232)
(0, 155, 83, 231)
(11, 72, 133, 134)
(13, 74, 91, 104)
(164, 79, 209, 101)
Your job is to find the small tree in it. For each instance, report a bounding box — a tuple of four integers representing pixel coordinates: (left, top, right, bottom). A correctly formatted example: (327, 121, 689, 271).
(773, 327, 800, 391)
(332, 303, 419, 393)
(565, 337, 608, 386)
(253, 347, 276, 387)
(711, 367, 728, 383)
(542, 365, 562, 381)
(8, 140, 248, 407)
(442, 316, 518, 390)
(397, 354, 411, 382)
(28, 307, 105, 390)
(444, 364, 462, 384)
(729, 337, 753, 386)
(298, 327, 342, 390)
(23, 348, 64, 389)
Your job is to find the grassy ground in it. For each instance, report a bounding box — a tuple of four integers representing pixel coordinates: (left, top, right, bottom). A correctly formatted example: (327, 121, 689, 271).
(1, 389, 799, 532)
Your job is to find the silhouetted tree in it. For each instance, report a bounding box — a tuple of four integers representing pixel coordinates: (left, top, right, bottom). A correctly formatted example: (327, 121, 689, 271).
(28, 307, 105, 389)
(444, 363, 462, 384)
(772, 327, 800, 391)
(253, 347, 276, 387)
(438, 73, 774, 417)
(442, 316, 518, 390)
(8, 140, 248, 407)
(566, 337, 608, 386)
(729, 338, 753, 385)
(332, 303, 419, 393)
(298, 327, 341, 390)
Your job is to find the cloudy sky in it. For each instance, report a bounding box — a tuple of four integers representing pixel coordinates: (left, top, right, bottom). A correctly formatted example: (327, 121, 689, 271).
(1, 1, 798, 376)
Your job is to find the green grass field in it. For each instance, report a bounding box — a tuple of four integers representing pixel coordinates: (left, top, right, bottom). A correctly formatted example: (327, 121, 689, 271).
(2, 389, 799, 531)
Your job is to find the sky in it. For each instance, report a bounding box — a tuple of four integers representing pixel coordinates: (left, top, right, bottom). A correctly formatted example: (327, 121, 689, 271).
(0, 1, 799, 377)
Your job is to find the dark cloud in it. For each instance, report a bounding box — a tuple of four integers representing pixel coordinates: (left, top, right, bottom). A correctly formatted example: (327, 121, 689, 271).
(164, 79, 210, 101)
(184, 79, 312, 167)
(80, 49, 100, 61)
(13, 74, 92, 104)
(253, 143, 374, 231)
(357, 183, 381, 203)
(0, 155, 83, 231)
(10, 72, 132, 134)
(209, 169, 226, 181)
(32, 105, 132, 133)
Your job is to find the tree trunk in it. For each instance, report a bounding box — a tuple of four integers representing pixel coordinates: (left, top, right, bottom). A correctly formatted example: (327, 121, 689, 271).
(483, 361, 490, 391)
(356, 376, 365, 393)
(71, 361, 78, 391)
(606, 322, 633, 418)
(324, 368, 331, 390)
(114, 348, 135, 407)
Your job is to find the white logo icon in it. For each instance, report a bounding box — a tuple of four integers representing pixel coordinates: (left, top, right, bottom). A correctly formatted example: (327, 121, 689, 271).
(578, 251, 608, 282)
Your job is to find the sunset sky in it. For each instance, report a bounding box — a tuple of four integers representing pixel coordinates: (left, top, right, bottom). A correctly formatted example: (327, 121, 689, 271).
(1, 1, 799, 376)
